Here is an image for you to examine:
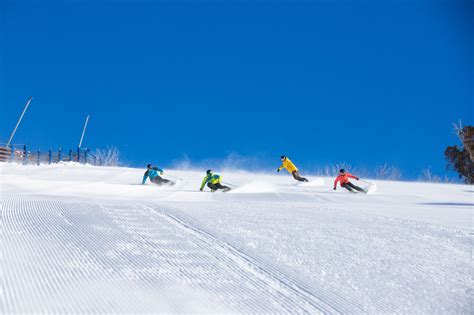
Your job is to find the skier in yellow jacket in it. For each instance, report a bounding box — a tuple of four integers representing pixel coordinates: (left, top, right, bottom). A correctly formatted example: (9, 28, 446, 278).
(277, 155, 308, 182)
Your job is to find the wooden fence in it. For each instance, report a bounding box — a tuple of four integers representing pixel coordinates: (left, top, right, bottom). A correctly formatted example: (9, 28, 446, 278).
(0, 145, 99, 166)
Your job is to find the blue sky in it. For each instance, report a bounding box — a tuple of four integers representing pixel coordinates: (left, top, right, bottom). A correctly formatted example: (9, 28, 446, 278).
(1, 0, 472, 179)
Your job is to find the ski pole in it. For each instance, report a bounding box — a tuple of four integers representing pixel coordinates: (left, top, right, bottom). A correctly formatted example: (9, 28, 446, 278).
(359, 179, 374, 185)
(165, 174, 184, 181)
(222, 181, 238, 188)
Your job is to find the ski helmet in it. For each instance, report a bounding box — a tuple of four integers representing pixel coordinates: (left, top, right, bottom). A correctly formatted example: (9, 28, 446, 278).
(206, 169, 212, 175)
(339, 169, 345, 173)
(147, 164, 152, 168)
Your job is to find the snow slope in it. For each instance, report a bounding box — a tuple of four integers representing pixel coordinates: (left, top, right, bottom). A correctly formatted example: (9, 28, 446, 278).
(1, 163, 472, 313)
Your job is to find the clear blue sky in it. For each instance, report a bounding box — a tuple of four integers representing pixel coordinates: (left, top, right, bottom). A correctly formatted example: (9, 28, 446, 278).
(1, 0, 472, 179)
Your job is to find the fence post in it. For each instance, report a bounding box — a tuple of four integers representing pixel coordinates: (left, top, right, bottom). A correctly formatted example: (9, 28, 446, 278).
(37, 150, 40, 166)
(48, 149, 52, 165)
(77, 147, 80, 162)
(94, 155, 97, 166)
(23, 145, 28, 165)
(69, 149, 72, 162)
(58, 147, 62, 162)
(85, 149, 89, 164)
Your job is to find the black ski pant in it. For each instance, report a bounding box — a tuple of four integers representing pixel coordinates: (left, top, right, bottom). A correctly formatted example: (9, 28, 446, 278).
(151, 176, 171, 186)
(292, 171, 308, 182)
(207, 182, 229, 191)
(341, 182, 365, 192)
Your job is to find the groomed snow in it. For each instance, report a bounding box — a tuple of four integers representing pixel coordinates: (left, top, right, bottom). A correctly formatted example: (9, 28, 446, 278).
(1, 163, 472, 313)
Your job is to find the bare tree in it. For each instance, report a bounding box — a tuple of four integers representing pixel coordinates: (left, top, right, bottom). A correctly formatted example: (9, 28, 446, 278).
(387, 167, 402, 180)
(452, 120, 464, 142)
(317, 163, 401, 180)
(314, 163, 355, 177)
(374, 164, 402, 180)
(442, 175, 453, 183)
(420, 167, 441, 183)
(93, 146, 120, 166)
(374, 164, 389, 179)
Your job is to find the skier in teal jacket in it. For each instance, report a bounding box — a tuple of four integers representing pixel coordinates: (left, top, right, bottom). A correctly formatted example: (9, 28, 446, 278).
(142, 164, 173, 186)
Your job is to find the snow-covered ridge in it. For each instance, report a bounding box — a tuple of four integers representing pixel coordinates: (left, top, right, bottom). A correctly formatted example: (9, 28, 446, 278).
(1, 163, 472, 313)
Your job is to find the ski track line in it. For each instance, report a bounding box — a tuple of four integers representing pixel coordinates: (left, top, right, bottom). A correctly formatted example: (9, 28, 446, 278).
(101, 201, 314, 313)
(95, 202, 225, 313)
(141, 203, 360, 314)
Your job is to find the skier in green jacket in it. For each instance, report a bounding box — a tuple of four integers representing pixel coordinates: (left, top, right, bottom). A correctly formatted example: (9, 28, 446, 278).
(200, 170, 231, 192)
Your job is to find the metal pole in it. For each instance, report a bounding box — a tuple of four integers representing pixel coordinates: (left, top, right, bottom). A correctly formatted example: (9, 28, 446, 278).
(23, 145, 28, 165)
(7, 97, 33, 147)
(78, 115, 90, 148)
(85, 149, 89, 164)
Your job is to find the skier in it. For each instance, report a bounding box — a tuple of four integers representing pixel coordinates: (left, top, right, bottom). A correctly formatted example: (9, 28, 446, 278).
(142, 164, 174, 186)
(200, 170, 231, 192)
(277, 155, 308, 182)
(333, 169, 366, 193)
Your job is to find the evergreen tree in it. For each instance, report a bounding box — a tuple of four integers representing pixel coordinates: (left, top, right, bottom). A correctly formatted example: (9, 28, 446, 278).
(445, 125, 474, 184)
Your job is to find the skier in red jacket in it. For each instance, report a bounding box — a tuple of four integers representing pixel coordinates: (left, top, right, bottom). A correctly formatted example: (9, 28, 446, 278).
(333, 169, 366, 193)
